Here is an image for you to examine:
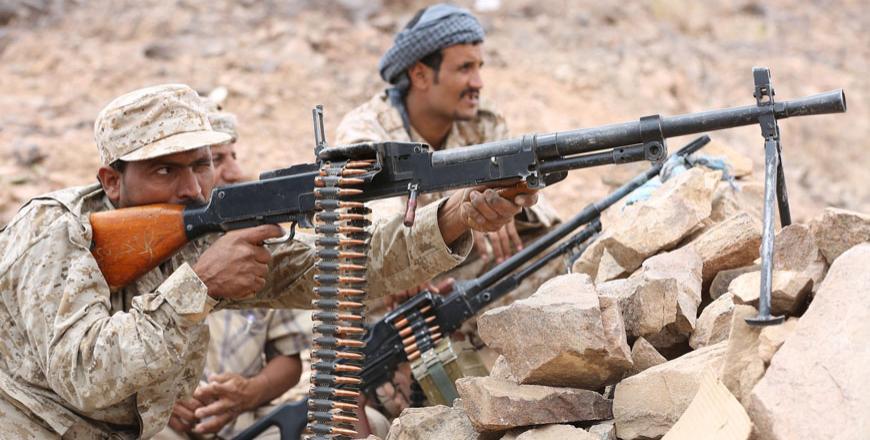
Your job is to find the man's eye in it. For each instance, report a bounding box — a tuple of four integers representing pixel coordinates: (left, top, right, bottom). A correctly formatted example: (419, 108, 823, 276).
(156, 167, 171, 175)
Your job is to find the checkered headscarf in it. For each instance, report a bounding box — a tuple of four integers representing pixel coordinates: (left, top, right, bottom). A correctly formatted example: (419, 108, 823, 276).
(379, 4, 485, 92)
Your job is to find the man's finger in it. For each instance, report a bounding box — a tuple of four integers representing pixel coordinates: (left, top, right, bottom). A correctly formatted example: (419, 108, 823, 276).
(434, 277, 455, 295)
(172, 402, 198, 422)
(194, 412, 235, 434)
(507, 220, 523, 251)
(473, 231, 492, 262)
(483, 189, 524, 217)
(195, 397, 235, 419)
(496, 227, 514, 261)
(251, 246, 272, 264)
(513, 191, 539, 208)
(488, 232, 505, 262)
(240, 224, 285, 244)
(469, 191, 502, 221)
(168, 415, 193, 432)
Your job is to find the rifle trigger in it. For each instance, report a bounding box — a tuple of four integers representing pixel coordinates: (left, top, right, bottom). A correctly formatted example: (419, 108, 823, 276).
(263, 222, 297, 245)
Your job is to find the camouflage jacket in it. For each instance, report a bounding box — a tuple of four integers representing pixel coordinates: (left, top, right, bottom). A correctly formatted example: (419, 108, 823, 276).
(335, 91, 560, 240)
(0, 183, 470, 438)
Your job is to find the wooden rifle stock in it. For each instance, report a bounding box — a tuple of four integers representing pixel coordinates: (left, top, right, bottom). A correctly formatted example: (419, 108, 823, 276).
(89, 204, 189, 291)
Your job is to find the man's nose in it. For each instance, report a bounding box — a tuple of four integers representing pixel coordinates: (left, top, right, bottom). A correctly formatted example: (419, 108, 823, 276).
(176, 167, 203, 201)
(469, 68, 484, 90)
(220, 158, 245, 185)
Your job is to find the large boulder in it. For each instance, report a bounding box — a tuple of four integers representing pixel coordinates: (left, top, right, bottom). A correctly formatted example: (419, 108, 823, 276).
(599, 246, 703, 350)
(689, 212, 761, 289)
(613, 342, 728, 440)
(808, 207, 870, 264)
(689, 292, 735, 349)
(456, 376, 612, 433)
(478, 274, 632, 388)
(772, 223, 827, 290)
(729, 270, 812, 316)
(749, 244, 870, 440)
(385, 404, 482, 440)
(572, 168, 719, 281)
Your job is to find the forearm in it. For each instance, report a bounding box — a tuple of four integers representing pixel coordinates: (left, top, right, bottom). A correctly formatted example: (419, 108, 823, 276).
(245, 355, 303, 411)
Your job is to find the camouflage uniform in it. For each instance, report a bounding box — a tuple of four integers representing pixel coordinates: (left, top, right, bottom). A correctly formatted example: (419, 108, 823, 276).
(336, 91, 561, 310)
(0, 181, 470, 438)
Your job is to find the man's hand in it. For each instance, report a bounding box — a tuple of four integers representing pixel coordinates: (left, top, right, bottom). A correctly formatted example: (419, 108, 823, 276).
(167, 396, 207, 433)
(439, 186, 538, 245)
(374, 363, 414, 417)
(191, 372, 264, 434)
(473, 219, 523, 264)
(193, 224, 284, 299)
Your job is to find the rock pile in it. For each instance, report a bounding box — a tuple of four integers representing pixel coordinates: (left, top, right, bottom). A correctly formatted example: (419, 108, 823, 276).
(384, 151, 870, 440)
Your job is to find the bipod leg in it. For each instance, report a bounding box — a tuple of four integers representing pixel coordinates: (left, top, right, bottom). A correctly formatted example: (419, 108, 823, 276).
(775, 141, 792, 227)
(746, 139, 786, 327)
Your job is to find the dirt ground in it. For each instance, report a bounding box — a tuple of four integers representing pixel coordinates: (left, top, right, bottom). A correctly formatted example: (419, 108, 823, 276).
(0, 0, 867, 225)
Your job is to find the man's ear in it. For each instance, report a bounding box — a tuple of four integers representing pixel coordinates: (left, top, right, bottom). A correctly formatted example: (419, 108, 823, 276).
(407, 62, 433, 91)
(97, 166, 122, 204)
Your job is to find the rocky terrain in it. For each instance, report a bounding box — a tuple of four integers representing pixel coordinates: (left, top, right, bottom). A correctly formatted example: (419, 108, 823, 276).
(0, 0, 867, 224)
(384, 161, 870, 440)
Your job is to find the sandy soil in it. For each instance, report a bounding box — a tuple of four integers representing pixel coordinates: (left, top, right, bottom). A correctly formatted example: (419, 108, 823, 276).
(0, 0, 867, 224)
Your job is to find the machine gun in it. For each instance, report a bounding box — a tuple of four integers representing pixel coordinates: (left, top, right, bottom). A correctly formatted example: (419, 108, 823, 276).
(233, 135, 713, 440)
(89, 76, 844, 291)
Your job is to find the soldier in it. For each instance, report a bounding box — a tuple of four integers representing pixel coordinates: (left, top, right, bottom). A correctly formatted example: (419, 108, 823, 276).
(0, 83, 535, 438)
(155, 107, 310, 440)
(335, 4, 561, 418)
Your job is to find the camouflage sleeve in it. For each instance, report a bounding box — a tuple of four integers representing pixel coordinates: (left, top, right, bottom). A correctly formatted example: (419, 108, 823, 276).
(9, 210, 216, 412)
(334, 107, 390, 145)
(230, 198, 473, 309)
(263, 309, 310, 359)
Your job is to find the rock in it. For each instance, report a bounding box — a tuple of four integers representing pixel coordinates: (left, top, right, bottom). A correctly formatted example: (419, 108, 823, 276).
(757, 318, 798, 364)
(600, 246, 703, 349)
(488, 355, 516, 382)
(613, 342, 727, 440)
(703, 139, 754, 178)
(629, 337, 666, 375)
(773, 223, 828, 290)
(808, 207, 870, 264)
(689, 292, 735, 349)
(749, 244, 870, 440)
(588, 421, 616, 440)
(366, 436, 383, 440)
(689, 212, 761, 288)
(729, 270, 812, 316)
(143, 41, 177, 60)
(573, 168, 719, 281)
(478, 274, 632, 388)
(456, 376, 612, 432)
(661, 368, 751, 440)
(385, 404, 481, 440)
(718, 305, 764, 407)
(708, 265, 757, 300)
(503, 425, 599, 440)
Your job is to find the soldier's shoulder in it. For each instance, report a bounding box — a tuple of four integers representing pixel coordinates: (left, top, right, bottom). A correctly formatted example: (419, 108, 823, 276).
(476, 97, 507, 124)
(336, 91, 404, 144)
(1, 185, 101, 253)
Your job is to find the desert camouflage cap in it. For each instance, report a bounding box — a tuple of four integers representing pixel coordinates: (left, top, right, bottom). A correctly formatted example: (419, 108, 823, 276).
(94, 84, 232, 165)
(207, 111, 238, 144)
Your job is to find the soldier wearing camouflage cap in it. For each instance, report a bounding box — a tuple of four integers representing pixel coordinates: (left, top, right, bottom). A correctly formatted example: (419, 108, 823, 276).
(0, 83, 535, 437)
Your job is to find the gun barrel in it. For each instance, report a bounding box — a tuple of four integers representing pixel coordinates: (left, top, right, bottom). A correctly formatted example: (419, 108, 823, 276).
(431, 89, 846, 167)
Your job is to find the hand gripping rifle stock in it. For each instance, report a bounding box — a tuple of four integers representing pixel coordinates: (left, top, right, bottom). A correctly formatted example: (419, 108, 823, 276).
(89, 75, 845, 291)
